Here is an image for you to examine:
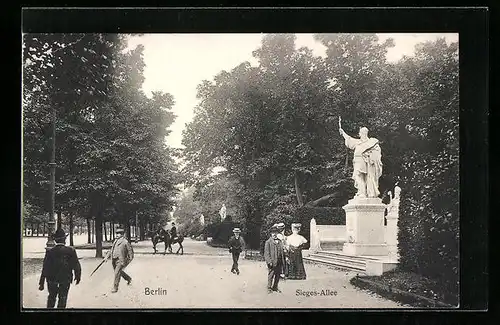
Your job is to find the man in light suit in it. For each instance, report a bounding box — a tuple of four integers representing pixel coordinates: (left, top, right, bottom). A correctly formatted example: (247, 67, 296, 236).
(109, 227, 134, 293)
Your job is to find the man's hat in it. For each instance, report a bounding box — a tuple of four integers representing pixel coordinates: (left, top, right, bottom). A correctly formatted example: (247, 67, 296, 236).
(232, 228, 241, 233)
(116, 228, 125, 234)
(53, 228, 68, 239)
(277, 222, 285, 229)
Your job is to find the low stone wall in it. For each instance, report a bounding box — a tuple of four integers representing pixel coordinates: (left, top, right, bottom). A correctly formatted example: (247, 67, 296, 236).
(311, 219, 392, 253)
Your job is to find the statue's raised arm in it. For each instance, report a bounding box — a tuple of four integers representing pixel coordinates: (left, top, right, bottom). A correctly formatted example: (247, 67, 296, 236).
(337, 119, 383, 199)
(339, 116, 348, 139)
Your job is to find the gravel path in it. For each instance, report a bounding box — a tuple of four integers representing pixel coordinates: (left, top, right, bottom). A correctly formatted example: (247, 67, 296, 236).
(22, 238, 408, 309)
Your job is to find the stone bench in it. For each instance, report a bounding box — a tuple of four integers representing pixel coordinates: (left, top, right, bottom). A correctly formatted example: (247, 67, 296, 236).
(317, 225, 346, 250)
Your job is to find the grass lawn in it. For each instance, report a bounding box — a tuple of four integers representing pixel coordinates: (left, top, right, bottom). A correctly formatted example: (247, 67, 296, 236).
(355, 269, 458, 307)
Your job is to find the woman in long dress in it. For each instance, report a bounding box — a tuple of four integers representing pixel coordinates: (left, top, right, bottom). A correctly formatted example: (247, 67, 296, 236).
(285, 223, 307, 280)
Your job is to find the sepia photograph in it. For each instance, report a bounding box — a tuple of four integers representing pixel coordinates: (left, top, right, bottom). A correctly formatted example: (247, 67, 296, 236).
(22, 31, 460, 309)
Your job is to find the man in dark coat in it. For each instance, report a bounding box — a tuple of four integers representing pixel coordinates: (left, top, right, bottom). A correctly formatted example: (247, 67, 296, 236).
(38, 228, 81, 308)
(170, 222, 177, 240)
(264, 225, 285, 294)
(109, 227, 134, 293)
(228, 228, 246, 275)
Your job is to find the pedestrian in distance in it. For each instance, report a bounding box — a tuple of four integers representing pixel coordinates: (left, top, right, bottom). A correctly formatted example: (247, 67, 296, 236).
(38, 228, 81, 308)
(264, 225, 285, 294)
(228, 228, 246, 275)
(109, 227, 134, 293)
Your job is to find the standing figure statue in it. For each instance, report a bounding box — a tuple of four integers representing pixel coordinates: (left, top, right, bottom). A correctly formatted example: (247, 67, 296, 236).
(219, 204, 227, 222)
(339, 116, 383, 198)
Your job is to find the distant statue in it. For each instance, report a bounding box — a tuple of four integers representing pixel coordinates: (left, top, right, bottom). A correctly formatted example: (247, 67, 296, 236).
(339, 116, 383, 198)
(200, 214, 205, 226)
(219, 204, 227, 221)
(386, 186, 401, 218)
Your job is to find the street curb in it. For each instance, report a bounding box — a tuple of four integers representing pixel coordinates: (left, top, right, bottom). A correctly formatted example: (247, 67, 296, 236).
(350, 276, 456, 308)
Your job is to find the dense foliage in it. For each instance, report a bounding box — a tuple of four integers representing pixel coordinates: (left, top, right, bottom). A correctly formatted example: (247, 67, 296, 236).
(23, 34, 179, 257)
(181, 33, 459, 301)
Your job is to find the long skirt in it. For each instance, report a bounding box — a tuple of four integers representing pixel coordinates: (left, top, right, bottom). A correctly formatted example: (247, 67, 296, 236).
(286, 246, 306, 280)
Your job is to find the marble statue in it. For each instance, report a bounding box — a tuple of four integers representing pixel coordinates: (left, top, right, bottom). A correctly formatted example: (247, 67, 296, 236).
(386, 186, 401, 218)
(339, 116, 383, 198)
(219, 204, 226, 221)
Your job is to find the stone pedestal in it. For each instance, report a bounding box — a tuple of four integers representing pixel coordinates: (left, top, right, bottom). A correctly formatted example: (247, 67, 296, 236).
(342, 197, 388, 256)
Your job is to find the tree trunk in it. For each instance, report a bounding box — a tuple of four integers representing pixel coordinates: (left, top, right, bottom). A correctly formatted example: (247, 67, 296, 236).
(95, 210, 103, 258)
(126, 218, 131, 241)
(305, 193, 337, 207)
(103, 222, 108, 242)
(69, 214, 74, 246)
(295, 171, 304, 207)
(57, 210, 62, 230)
(140, 218, 145, 241)
(86, 218, 91, 243)
(111, 220, 115, 241)
(91, 219, 95, 243)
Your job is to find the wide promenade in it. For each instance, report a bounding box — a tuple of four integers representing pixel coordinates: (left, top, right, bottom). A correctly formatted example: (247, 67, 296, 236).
(22, 236, 407, 309)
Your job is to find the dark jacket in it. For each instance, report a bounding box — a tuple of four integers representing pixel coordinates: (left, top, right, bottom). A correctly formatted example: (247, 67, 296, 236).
(228, 235, 246, 253)
(170, 226, 177, 238)
(39, 244, 82, 285)
(110, 236, 134, 265)
(264, 237, 285, 267)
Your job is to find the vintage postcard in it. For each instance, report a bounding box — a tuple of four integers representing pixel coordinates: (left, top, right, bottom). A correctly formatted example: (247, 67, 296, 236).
(21, 10, 463, 309)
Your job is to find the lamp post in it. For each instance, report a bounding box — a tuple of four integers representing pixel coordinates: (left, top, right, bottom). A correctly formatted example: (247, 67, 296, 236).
(45, 106, 57, 249)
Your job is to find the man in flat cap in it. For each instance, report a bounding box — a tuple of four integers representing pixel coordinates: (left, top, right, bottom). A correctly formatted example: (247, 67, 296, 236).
(110, 227, 134, 293)
(264, 225, 285, 294)
(228, 228, 246, 275)
(38, 228, 81, 308)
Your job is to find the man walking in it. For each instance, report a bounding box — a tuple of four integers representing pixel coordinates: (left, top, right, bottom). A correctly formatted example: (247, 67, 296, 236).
(38, 228, 81, 308)
(110, 227, 134, 293)
(264, 225, 285, 294)
(228, 228, 246, 275)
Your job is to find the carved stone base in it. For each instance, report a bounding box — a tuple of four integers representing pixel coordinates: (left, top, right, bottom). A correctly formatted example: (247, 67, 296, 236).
(342, 197, 388, 256)
(342, 243, 388, 256)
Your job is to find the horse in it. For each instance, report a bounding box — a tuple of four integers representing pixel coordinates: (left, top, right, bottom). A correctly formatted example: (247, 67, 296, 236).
(150, 229, 184, 255)
(165, 231, 184, 255)
(151, 229, 169, 255)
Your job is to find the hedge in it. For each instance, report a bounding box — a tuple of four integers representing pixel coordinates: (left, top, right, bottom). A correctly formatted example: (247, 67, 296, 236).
(206, 216, 242, 248)
(398, 151, 459, 305)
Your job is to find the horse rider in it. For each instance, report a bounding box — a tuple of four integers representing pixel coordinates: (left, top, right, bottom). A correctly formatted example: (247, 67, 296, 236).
(38, 228, 81, 308)
(109, 227, 134, 293)
(228, 228, 246, 275)
(170, 222, 177, 241)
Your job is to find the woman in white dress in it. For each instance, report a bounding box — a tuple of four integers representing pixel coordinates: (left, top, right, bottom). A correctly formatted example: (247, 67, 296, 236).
(285, 223, 308, 280)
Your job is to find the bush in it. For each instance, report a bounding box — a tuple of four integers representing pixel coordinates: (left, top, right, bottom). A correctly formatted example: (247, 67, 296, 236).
(206, 216, 241, 248)
(398, 151, 459, 304)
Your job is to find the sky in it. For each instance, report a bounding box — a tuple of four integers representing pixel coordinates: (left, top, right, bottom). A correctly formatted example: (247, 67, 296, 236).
(126, 33, 458, 149)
